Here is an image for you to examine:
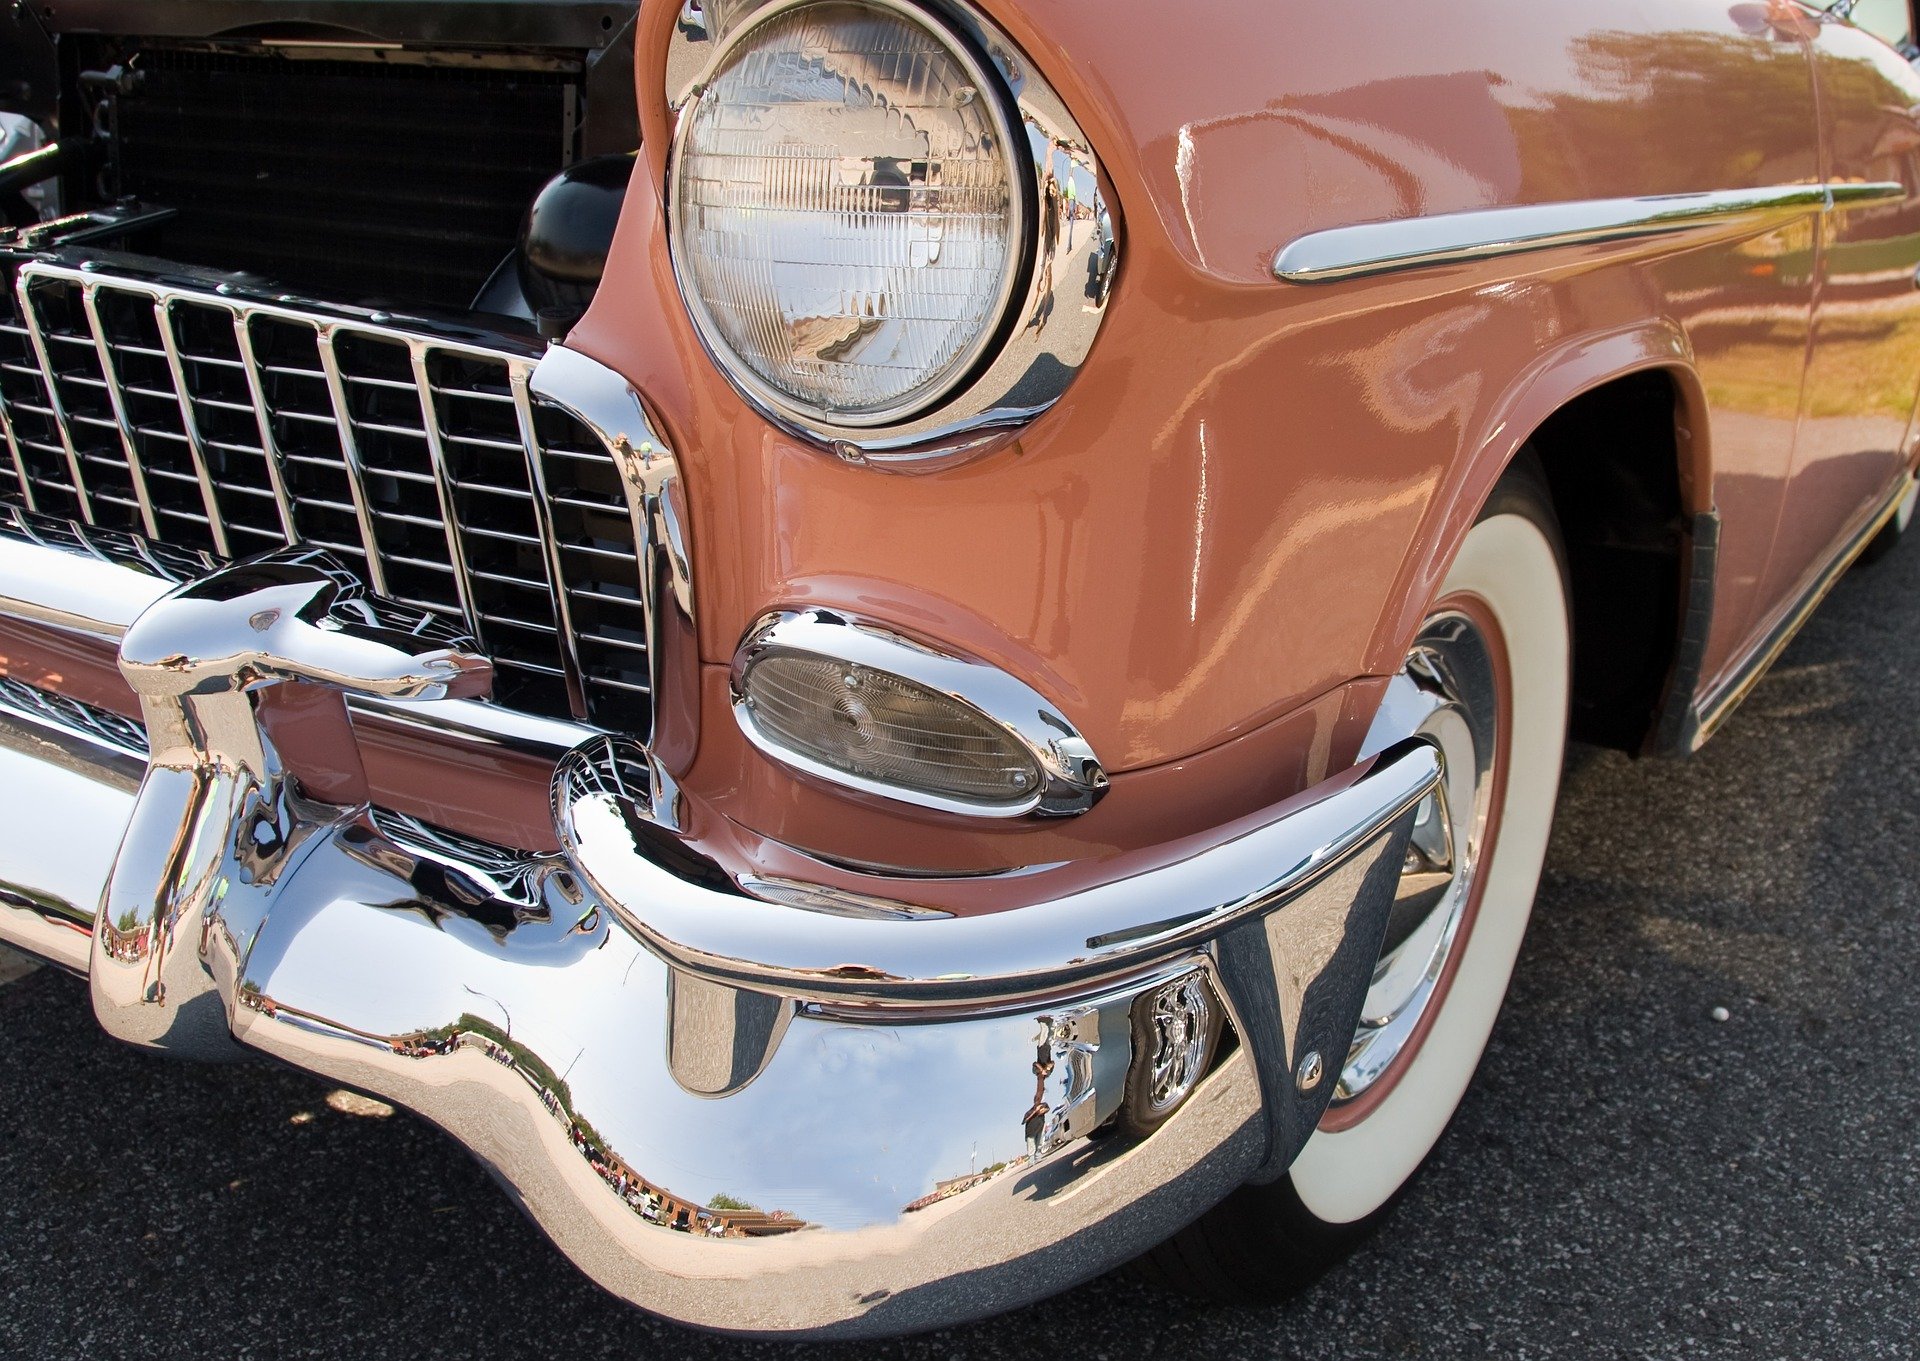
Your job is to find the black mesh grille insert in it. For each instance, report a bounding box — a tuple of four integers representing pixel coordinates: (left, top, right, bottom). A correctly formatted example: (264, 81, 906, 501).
(116, 48, 575, 310)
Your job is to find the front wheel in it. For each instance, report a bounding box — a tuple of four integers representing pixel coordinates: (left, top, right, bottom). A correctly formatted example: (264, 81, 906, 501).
(1134, 457, 1571, 1302)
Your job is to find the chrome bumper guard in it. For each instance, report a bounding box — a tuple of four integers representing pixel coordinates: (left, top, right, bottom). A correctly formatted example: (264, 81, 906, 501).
(0, 358, 1437, 1340)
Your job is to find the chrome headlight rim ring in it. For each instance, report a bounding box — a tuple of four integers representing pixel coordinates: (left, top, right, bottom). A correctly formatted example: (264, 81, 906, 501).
(666, 0, 1035, 434)
(729, 607, 1109, 819)
(665, 0, 1119, 463)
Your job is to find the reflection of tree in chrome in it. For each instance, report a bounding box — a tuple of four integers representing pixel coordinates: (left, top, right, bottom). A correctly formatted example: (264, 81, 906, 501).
(236, 994, 807, 1238)
(433, 1013, 806, 1238)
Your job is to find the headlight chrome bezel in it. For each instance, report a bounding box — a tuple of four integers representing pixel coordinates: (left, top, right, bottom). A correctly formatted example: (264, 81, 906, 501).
(669, 0, 1031, 433)
(665, 0, 1118, 463)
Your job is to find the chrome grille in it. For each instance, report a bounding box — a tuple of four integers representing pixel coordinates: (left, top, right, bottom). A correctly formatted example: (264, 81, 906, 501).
(0, 259, 649, 732)
(532, 403, 658, 720)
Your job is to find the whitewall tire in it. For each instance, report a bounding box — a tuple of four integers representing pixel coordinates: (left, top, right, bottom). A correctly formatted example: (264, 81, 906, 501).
(1134, 455, 1571, 1300)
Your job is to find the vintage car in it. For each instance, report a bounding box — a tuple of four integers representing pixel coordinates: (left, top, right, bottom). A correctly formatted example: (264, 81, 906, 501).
(1, 0, 1917, 1338)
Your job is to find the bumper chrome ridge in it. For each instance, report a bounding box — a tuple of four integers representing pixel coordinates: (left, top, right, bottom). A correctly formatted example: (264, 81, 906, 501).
(0, 360, 1438, 1339)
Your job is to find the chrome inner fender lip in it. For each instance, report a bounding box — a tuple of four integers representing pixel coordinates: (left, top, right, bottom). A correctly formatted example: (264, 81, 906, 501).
(1335, 614, 1498, 1106)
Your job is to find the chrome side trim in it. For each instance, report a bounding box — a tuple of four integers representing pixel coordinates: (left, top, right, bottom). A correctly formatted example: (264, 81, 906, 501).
(727, 607, 1108, 819)
(663, 0, 1118, 462)
(1682, 471, 1915, 750)
(1273, 181, 1906, 285)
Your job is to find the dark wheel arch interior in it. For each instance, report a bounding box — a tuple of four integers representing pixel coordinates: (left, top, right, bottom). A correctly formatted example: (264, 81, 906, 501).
(1527, 370, 1687, 754)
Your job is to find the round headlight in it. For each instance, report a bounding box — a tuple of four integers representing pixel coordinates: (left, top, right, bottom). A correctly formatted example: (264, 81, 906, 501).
(669, 0, 1024, 426)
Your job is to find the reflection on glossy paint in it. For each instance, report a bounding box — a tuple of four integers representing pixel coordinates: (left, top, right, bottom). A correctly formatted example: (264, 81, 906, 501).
(1175, 123, 1202, 270)
(578, 0, 1920, 855)
(1118, 476, 1432, 738)
(1762, 20, 1920, 613)
(1190, 419, 1209, 623)
(1344, 307, 1491, 436)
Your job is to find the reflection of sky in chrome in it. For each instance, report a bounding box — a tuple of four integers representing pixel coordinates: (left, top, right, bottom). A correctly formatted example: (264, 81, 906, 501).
(645, 1016, 1043, 1230)
(252, 889, 1045, 1232)
(564, 974, 1044, 1232)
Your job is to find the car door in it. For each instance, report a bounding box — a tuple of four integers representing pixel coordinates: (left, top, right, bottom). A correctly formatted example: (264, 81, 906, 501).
(1761, 2, 1920, 611)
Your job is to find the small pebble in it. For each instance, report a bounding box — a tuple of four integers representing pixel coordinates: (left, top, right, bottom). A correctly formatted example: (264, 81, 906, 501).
(1710, 1006, 1731, 1023)
(326, 1089, 394, 1119)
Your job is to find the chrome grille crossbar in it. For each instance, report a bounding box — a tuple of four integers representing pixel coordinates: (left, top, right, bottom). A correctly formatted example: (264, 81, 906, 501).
(0, 256, 662, 733)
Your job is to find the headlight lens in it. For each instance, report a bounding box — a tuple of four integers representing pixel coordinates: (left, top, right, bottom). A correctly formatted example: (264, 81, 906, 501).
(670, 0, 1022, 425)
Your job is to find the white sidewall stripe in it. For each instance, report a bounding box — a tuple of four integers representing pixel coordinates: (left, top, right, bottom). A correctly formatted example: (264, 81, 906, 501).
(1290, 510, 1570, 1224)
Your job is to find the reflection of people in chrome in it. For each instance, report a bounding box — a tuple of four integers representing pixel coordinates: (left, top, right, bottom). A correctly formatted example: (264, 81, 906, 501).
(1023, 1098, 1049, 1163)
(1026, 1020, 1056, 1161)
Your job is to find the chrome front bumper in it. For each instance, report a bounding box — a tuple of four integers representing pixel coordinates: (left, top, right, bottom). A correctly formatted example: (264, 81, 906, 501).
(0, 413, 1436, 1340)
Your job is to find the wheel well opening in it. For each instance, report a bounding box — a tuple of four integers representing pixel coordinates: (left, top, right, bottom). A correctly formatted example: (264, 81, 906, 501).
(1528, 370, 1686, 753)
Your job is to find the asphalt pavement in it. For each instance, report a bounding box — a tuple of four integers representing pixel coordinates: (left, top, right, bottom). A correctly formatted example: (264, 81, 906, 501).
(4, 538, 1919, 1361)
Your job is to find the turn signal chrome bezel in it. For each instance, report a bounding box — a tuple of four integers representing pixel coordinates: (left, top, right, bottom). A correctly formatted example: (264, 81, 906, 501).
(730, 608, 1108, 818)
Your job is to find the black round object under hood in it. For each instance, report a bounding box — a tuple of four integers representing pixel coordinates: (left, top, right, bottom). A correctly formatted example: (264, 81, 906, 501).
(519, 152, 634, 313)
